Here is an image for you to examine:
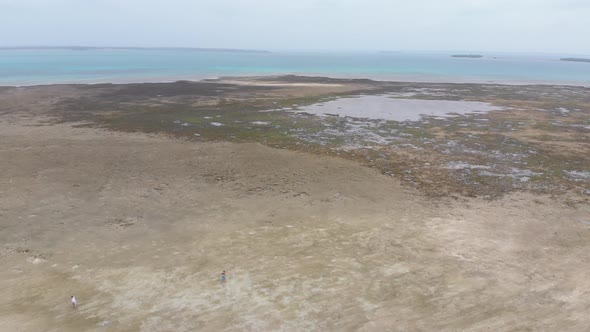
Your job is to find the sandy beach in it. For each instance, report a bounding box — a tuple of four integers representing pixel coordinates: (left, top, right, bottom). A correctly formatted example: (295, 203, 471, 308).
(1, 77, 589, 331)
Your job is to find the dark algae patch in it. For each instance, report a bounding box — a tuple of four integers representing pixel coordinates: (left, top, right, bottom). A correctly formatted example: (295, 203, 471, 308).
(20, 76, 590, 199)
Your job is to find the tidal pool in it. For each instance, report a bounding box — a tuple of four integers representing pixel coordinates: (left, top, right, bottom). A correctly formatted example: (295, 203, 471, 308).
(296, 95, 502, 122)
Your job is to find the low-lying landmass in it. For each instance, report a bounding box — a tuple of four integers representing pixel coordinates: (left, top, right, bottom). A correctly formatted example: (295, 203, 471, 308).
(451, 54, 483, 58)
(560, 57, 590, 63)
(1, 76, 588, 331)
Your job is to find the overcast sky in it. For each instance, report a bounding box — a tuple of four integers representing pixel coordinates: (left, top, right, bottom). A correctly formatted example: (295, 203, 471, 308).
(1, 0, 589, 54)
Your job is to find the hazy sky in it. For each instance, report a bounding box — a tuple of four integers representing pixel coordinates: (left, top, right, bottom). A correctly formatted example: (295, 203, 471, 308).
(1, 0, 589, 54)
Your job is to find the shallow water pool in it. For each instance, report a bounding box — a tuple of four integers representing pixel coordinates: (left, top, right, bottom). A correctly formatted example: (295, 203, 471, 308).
(296, 95, 502, 122)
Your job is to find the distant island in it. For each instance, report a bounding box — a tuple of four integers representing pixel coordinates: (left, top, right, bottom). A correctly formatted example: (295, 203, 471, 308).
(451, 54, 483, 58)
(560, 58, 590, 63)
(0, 46, 271, 54)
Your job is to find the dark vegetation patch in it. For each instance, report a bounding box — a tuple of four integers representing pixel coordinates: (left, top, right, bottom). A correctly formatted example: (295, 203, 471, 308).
(37, 76, 590, 199)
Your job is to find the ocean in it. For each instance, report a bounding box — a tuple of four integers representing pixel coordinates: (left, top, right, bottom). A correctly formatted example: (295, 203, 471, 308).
(1, 48, 589, 86)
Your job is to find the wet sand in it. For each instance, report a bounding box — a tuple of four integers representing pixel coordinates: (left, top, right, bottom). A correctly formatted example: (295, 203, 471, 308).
(0, 78, 589, 331)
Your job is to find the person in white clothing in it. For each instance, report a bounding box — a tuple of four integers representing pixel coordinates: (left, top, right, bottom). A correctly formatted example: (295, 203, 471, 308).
(71, 295, 77, 308)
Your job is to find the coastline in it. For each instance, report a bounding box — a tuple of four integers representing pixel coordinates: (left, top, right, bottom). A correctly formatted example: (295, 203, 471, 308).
(2, 73, 590, 88)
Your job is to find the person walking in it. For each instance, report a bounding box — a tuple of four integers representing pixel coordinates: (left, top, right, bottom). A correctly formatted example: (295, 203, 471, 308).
(220, 271, 226, 283)
(71, 295, 77, 308)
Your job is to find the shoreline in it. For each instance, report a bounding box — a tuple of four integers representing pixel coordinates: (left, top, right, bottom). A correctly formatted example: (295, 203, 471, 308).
(2, 73, 590, 88)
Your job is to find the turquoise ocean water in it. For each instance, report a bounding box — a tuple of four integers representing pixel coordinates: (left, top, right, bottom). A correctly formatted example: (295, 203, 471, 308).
(1, 48, 589, 86)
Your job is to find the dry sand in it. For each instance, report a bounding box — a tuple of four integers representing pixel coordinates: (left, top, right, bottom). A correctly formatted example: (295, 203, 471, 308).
(1, 113, 589, 331)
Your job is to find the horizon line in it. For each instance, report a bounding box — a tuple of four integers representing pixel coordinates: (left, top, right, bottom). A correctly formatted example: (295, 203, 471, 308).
(0, 46, 589, 57)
